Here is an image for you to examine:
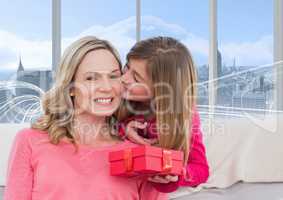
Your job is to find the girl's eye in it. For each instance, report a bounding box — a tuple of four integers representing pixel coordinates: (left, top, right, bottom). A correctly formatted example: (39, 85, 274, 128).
(122, 65, 129, 74)
(133, 73, 139, 82)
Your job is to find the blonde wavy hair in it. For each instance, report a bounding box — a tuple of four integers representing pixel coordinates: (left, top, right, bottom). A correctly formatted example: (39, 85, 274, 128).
(32, 36, 122, 148)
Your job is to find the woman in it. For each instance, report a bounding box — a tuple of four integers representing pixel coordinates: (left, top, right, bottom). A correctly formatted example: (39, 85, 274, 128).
(4, 36, 167, 200)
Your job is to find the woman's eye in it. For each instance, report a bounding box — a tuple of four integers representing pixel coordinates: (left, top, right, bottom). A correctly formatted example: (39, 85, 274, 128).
(86, 76, 98, 81)
(109, 74, 121, 79)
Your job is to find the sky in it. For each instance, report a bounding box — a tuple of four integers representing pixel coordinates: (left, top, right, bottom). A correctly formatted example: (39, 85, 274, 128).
(0, 0, 274, 72)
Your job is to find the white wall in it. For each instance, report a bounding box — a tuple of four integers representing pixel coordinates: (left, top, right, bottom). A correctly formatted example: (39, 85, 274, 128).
(0, 123, 30, 186)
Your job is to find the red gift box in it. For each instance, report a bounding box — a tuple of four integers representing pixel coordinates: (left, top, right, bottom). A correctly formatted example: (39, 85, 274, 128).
(109, 145, 184, 176)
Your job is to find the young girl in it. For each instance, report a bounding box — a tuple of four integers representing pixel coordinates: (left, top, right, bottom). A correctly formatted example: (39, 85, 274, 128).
(4, 36, 167, 200)
(117, 36, 209, 193)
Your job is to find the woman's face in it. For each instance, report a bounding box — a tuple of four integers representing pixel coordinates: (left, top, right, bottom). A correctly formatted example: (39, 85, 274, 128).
(121, 58, 153, 102)
(72, 49, 122, 117)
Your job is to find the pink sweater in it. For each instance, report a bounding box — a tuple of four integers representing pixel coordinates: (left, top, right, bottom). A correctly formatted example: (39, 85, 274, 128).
(118, 110, 210, 193)
(4, 128, 167, 200)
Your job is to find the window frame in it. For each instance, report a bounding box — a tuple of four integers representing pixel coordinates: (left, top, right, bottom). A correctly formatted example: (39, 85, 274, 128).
(51, 0, 283, 110)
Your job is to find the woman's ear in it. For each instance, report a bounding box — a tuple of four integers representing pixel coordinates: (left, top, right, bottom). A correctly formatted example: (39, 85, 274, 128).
(69, 87, 75, 97)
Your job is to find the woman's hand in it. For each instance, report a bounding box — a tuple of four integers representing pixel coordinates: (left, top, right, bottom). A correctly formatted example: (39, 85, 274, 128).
(147, 175, 179, 184)
(125, 120, 157, 145)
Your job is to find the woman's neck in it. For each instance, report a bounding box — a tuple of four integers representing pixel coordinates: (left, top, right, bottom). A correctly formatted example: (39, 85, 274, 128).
(72, 112, 116, 146)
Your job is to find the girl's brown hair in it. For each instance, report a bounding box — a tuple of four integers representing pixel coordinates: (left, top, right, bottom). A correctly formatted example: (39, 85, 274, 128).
(119, 36, 197, 163)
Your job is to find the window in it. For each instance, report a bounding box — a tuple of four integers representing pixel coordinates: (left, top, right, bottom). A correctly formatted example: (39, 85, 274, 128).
(0, 0, 52, 123)
(140, 0, 210, 106)
(216, 0, 274, 114)
(62, 0, 136, 63)
(0, 0, 281, 124)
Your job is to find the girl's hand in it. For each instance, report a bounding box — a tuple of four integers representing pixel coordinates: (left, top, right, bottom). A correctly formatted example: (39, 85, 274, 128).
(126, 120, 158, 145)
(147, 175, 178, 184)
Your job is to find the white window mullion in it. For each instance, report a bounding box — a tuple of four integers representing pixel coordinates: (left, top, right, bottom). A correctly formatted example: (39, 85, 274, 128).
(209, 0, 218, 112)
(136, 0, 141, 42)
(274, 0, 283, 111)
(52, 0, 61, 71)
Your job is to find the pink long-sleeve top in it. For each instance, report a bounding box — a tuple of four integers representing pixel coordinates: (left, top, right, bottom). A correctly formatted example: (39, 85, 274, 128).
(118, 110, 210, 193)
(4, 128, 167, 200)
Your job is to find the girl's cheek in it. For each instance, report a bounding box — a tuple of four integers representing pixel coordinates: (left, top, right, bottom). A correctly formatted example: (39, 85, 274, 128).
(134, 86, 152, 97)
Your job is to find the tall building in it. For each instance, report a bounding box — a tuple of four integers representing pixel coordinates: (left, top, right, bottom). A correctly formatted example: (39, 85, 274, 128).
(217, 49, 222, 77)
(232, 93, 266, 109)
(16, 57, 53, 97)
